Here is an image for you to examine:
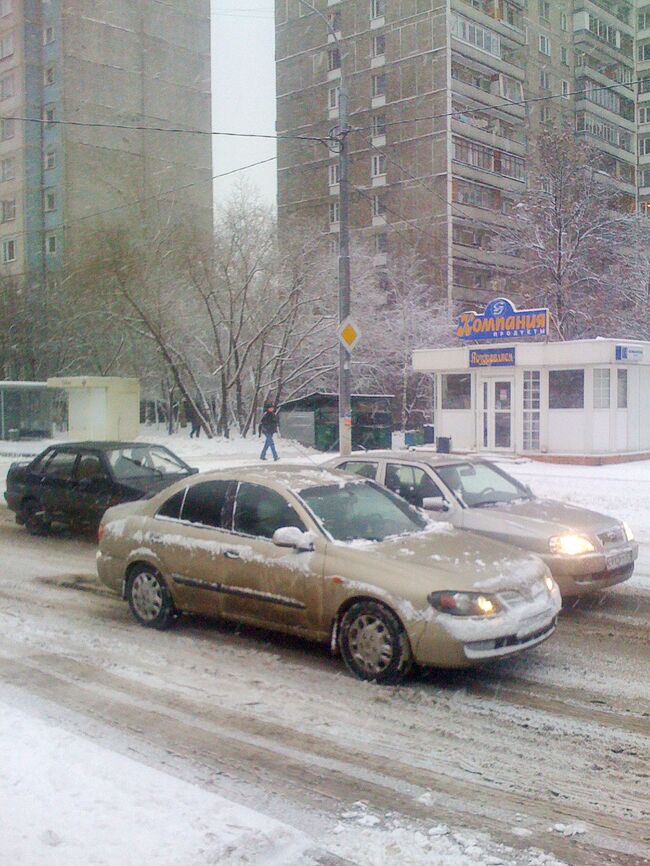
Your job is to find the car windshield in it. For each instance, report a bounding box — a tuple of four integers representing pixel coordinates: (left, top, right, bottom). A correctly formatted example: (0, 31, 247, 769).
(106, 446, 188, 480)
(436, 461, 532, 508)
(298, 480, 428, 542)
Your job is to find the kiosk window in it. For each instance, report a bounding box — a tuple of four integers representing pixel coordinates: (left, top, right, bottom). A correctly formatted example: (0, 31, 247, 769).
(549, 370, 584, 409)
(593, 369, 610, 409)
(617, 369, 627, 408)
(441, 374, 471, 409)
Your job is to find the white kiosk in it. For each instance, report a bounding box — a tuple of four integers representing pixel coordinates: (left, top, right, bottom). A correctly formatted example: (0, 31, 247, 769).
(47, 376, 140, 442)
(414, 300, 650, 463)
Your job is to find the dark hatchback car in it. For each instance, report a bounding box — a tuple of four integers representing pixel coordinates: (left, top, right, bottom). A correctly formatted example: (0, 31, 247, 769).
(5, 441, 197, 534)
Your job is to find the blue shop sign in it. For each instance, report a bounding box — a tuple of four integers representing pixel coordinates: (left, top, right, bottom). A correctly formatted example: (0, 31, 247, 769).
(615, 345, 643, 363)
(470, 347, 516, 368)
(457, 297, 548, 341)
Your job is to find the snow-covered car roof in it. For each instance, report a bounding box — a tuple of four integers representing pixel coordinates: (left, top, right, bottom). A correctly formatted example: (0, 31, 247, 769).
(183, 463, 354, 491)
(329, 450, 478, 466)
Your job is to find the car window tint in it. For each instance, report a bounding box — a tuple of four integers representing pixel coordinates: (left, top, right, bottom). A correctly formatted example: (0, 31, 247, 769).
(180, 481, 230, 528)
(234, 482, 305, 539)
(340, 461, 378, 480)
(76, 454, 105, 480)
(43, 450, 78, 480)
(412, 468, 443, 499)
(157, 488, 186, 520)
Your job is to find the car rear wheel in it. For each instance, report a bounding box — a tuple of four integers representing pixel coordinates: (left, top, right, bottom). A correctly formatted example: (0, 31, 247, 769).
(126, 566, 178, 630)
(339, 600, 412, 684)
(22, 499, 49, 536)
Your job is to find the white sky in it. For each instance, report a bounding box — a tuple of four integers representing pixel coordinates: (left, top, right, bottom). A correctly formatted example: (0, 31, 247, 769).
(211, 1, 278, 209)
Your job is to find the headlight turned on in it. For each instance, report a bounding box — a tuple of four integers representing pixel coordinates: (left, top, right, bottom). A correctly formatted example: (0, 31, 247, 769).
(544, 575, 555, 593)
(623, 522, 634, 542)
(428, 591, 502, 617)
(549, 534, 595, 556)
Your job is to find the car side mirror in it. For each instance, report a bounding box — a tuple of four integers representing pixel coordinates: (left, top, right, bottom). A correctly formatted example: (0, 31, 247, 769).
(422, 496, 450, 513)
(272, 527, 315, 551)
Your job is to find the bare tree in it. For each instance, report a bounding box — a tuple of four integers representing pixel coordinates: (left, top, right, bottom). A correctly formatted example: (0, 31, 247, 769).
(496, 123, 638, 338)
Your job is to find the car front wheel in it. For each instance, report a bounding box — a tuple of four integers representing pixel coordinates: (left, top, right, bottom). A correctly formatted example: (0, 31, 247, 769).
(22, 499, 49, 536)
(339, 600, 412, 684)
(126, 566, 178, 630)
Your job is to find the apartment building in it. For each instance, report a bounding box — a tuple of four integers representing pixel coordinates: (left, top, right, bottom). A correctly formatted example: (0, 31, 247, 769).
(276, 0, 648, 311)
(0, 0, 213, 286)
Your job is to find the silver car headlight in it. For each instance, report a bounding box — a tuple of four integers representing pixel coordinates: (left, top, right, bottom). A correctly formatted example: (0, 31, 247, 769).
(428, 591, 502, 617)
(623, 522, 634, 542)
(549, 534, 595, 556)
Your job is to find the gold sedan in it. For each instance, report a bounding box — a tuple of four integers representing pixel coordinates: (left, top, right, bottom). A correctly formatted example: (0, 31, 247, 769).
(97, 465, 561, 684)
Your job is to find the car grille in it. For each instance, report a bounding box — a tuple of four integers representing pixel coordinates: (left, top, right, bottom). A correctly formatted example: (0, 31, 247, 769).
(597, 526, 626, 547)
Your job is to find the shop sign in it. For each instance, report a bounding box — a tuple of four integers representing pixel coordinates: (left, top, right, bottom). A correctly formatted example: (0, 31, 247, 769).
(469, 347, 516, 367)
(457, 297, 548, 341)
(615, 345, 643, 363)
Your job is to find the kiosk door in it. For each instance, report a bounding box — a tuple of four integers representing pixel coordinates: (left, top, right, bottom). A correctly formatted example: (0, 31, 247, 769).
(479, 378, 514, 451)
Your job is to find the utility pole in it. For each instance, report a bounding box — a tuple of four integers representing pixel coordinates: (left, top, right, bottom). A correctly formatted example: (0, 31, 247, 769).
(296, 0, 352, 455)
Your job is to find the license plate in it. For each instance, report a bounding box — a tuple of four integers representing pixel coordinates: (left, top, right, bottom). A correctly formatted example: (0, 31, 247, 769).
(606, 550, 633, 570)
(517, 611, 552, 639)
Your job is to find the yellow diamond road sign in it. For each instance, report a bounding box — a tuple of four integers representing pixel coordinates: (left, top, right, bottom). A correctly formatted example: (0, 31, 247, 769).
(339, 317, 361, 351)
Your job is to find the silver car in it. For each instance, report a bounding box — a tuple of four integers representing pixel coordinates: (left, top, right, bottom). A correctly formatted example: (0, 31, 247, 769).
(325, 452, 637, 597)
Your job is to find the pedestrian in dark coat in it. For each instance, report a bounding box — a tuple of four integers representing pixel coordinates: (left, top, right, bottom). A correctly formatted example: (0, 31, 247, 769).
(258, 405, 279, 461)
(188, 402, 201, 438)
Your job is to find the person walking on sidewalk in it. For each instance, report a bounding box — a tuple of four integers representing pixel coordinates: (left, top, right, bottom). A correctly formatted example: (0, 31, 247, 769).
(258, 405, 280, 461)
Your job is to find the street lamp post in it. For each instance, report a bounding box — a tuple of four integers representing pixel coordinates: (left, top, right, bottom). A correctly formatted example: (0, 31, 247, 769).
(296, 0, 352, 455)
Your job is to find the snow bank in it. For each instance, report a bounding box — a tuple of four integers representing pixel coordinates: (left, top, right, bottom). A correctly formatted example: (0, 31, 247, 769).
(0, 698, 313, 866)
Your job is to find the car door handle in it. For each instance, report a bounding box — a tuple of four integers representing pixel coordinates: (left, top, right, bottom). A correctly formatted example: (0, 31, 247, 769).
(224, 550, 240, 559)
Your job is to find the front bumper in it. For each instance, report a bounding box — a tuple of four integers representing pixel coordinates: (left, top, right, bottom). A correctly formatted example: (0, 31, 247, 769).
(542, 541, 638, 596)
(414, 586, 561, 668)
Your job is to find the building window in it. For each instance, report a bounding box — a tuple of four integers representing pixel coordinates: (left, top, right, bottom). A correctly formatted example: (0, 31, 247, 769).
(549, 369, 584, 409)
(44, 149, 56, 170)
(372, 194, 385, 217)
(372, 73, 386, 97)
(327, 10, 341, 32)
(639, 42, 650, 62)
(44, 105, 56, 126)
(0, 32, 14, 59)
(329, 201, 340, 224)
(561, 80, 569, 99)
(374, 233, 387, 253)
(453, 178, 503, 209)
(640, 11, 650, 30)
(44, 66, 55, 86)
(0, 117, 13, 140)
(1, 197, 14, 222)
(44, 189, 56, 211)
(2, 237, 15, 262)
(540, 104, 551, 123)
(328, 48, 340, 72)
(641, 107, 650, 125)
(640, 137, 650, 156)
(370, 0, 384, 20)
(453, 136, 525, 181)
(539, 0, 550, 21)
(372, 114, 386, 137)
(1, 156, 15, 180)
(593, 369, 610, 409)
(43, 25, 54, 44)
(560, 11, 567, 30)
(328, 85, 340, 110)
(371, 153, 386, 177)
(0, 0, 11, 17)
(46, 234, 57, 254)
(560, 46, 568, 65)
(539, 34, 551, 56)
(0, 72, 13, 99)
(372, 34, 385, 58)
(442, 374, 471, 410)
(328, 163, 340, 186)
(540, 69, 550, 90)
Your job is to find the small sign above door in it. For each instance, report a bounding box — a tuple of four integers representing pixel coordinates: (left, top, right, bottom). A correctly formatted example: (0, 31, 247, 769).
(469, 347, 516, 368)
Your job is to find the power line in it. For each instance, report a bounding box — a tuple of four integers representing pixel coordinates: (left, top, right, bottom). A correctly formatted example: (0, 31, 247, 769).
(0, 155, 278, 250)
(351, 77, 643, 134)
(1, 113, 330, 144)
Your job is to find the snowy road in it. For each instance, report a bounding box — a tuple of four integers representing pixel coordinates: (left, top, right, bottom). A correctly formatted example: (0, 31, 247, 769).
(1, 504, 649, 866)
